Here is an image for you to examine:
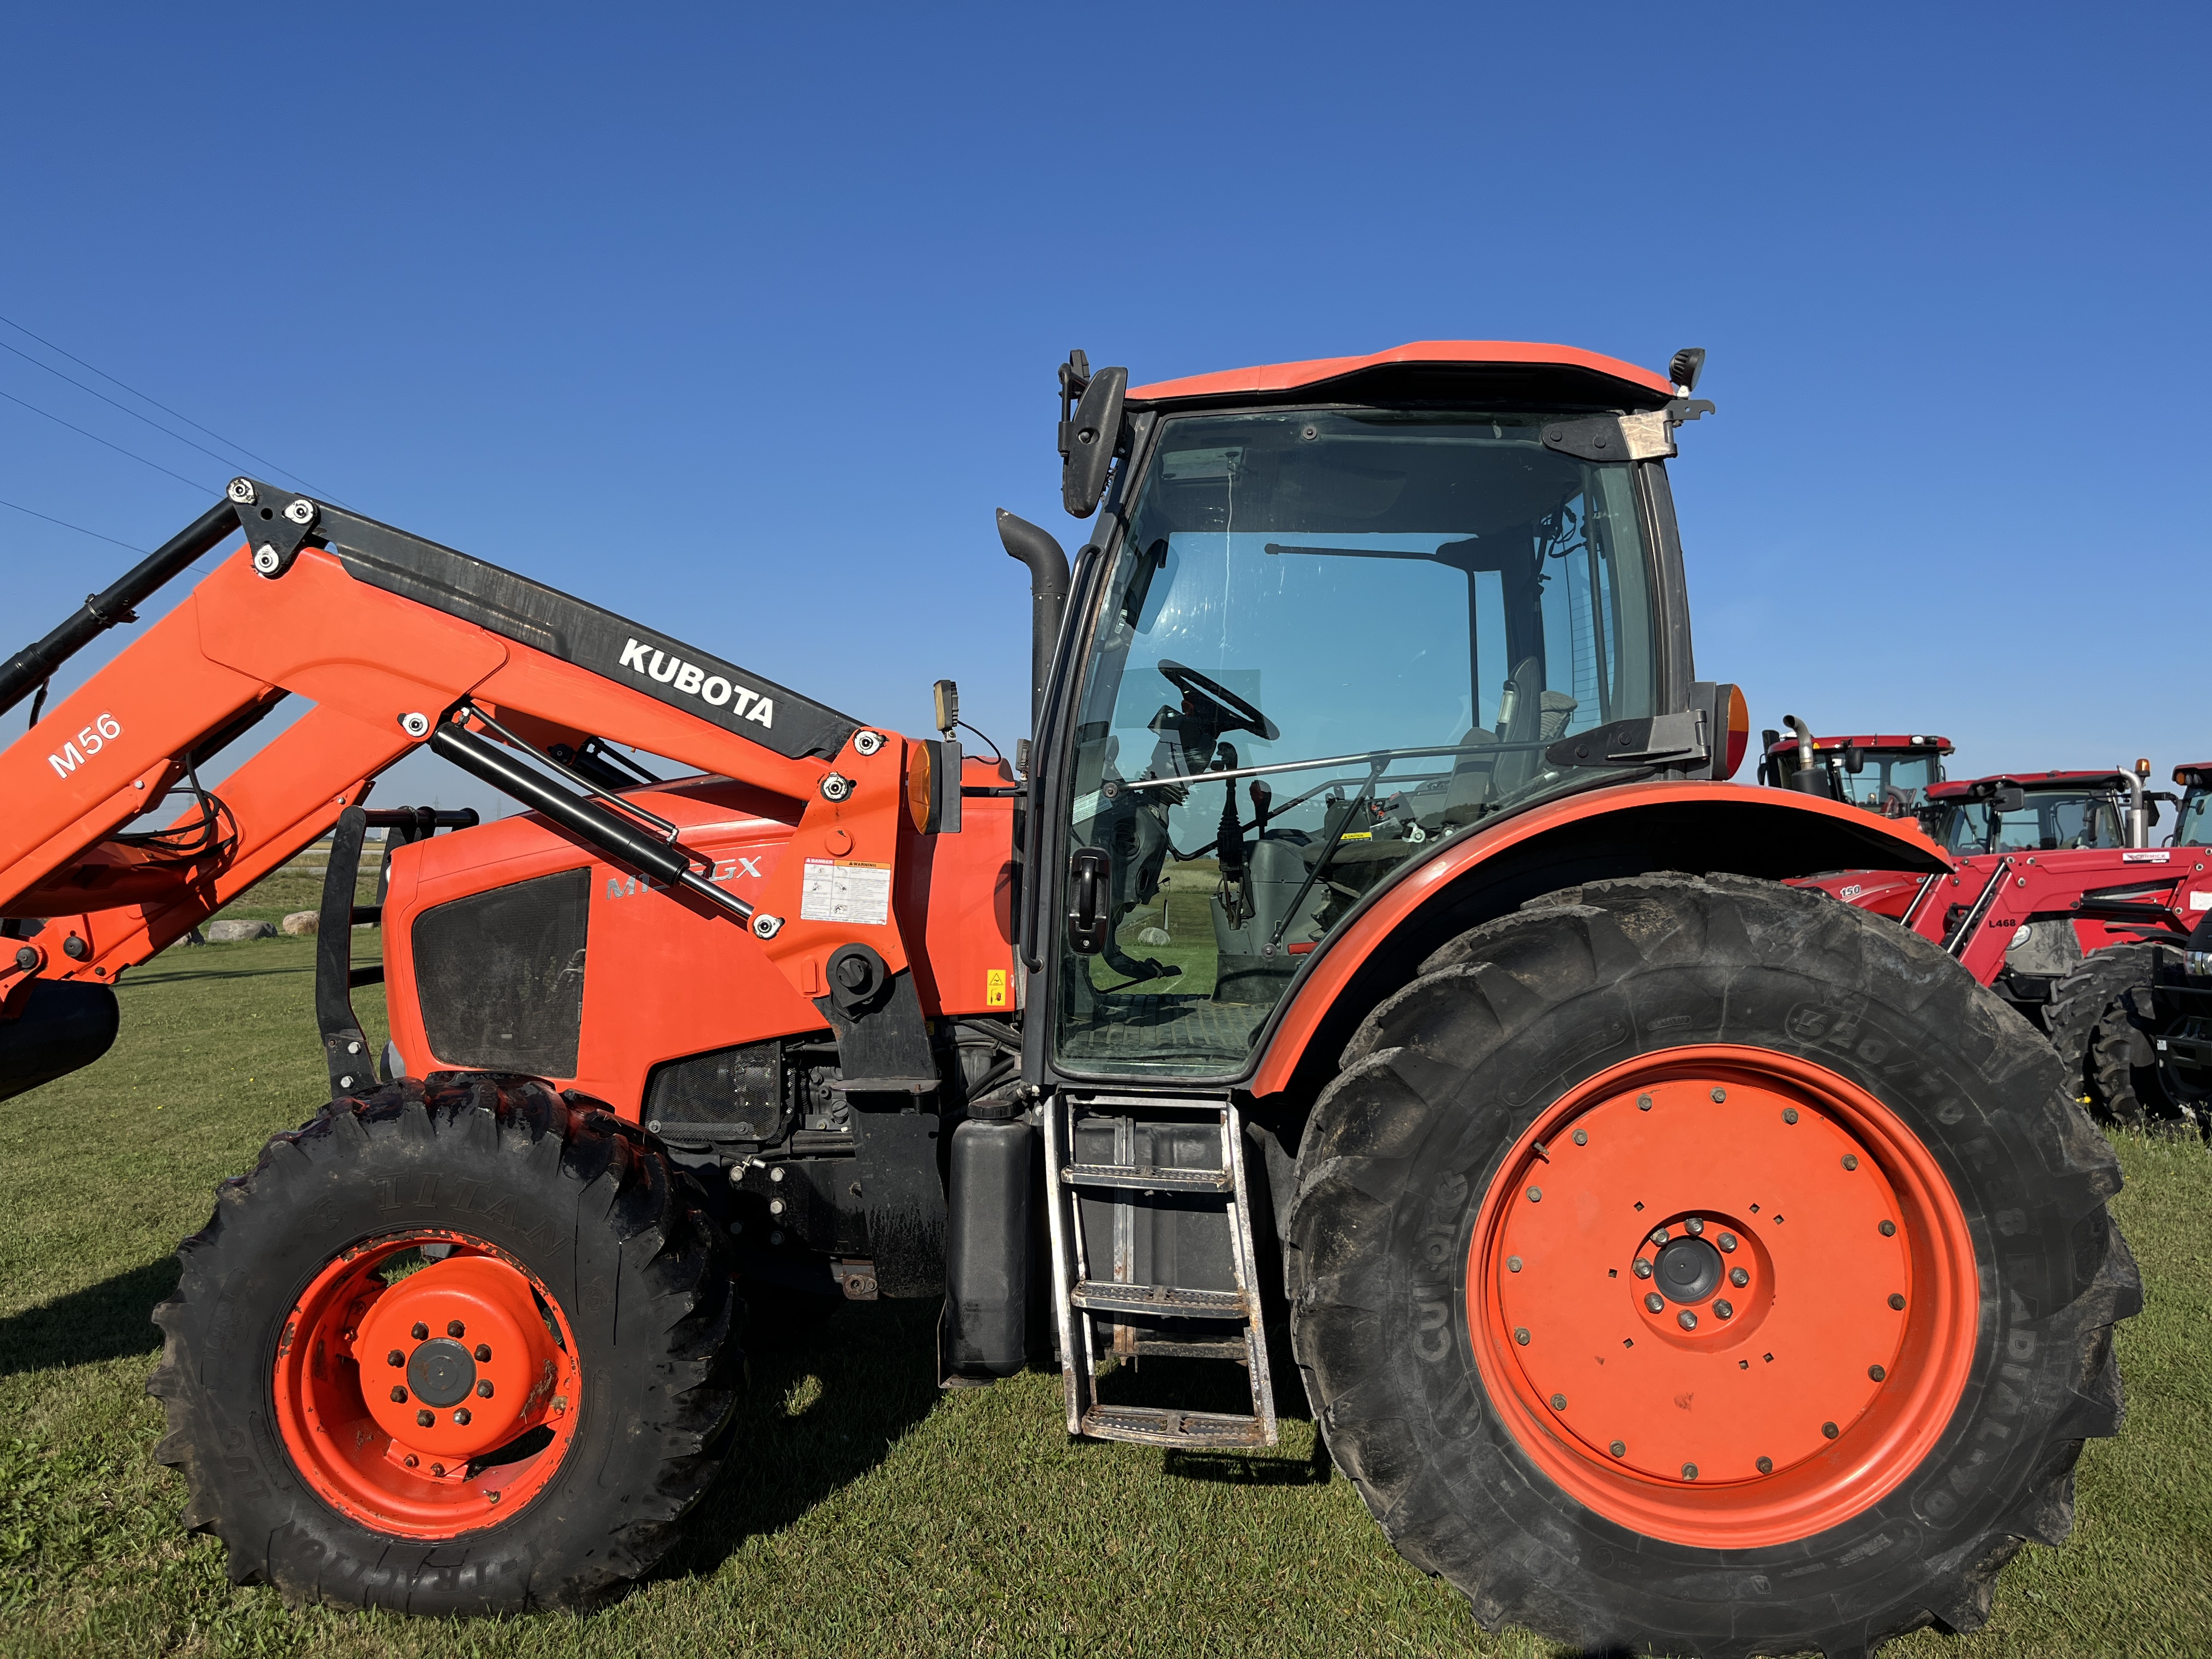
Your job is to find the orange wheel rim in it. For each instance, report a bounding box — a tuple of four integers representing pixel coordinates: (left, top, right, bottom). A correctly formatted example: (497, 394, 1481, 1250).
(272, 1231, 583, 1538)
(1466, 1045, 1979, 1548)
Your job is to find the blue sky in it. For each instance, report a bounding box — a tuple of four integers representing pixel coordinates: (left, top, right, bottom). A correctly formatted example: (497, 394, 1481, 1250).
(3, 3, 2205, 820)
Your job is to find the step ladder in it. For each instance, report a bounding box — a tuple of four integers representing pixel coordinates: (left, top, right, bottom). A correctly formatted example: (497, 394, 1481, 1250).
(1042, 1092, 1278, 1449)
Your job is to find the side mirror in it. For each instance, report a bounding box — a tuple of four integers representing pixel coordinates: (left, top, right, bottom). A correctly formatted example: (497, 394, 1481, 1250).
(1060, 365, 1127, 519)
(1993, 785, 2026, 813)
(1066, 846, 1111, 953)
(1843, 744, 1865, 775)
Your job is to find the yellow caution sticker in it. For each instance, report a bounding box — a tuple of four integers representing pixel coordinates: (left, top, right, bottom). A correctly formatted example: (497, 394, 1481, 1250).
(986, 968, 1009, 1008)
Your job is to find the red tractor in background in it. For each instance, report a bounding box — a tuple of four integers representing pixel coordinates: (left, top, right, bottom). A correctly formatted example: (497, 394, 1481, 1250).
(1757, 717, 1953, 818)
(1807, 765, 2212, 1133)
(0, 341, 2138, 1658)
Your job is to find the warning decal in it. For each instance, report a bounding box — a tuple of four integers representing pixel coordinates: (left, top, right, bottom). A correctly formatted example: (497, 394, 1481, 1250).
(799, 858, 892, 926)
(986, 968, 1009, 1008)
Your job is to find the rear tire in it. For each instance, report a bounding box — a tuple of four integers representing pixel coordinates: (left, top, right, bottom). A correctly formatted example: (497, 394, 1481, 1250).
(1286, 873, 2138, 1658)
(149, 1074, 742, 1614)
(2046, 944, 2196, 1135)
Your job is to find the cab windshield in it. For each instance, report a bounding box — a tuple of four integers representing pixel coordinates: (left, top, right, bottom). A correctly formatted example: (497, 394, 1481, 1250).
(2178, 787, 2212, 847)
(1929, 789, 2125, 855)
(1054, 408, 1663, 1078)
(1770, 748, 1942, 814)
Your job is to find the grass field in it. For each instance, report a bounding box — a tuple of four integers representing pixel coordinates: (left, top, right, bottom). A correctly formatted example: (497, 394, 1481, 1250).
(1, 941, 2207, 1656)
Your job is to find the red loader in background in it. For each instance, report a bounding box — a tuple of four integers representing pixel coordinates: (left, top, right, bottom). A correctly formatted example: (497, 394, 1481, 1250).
(0, 341, 2137, 1657)
(1757, 716, 1953, 817)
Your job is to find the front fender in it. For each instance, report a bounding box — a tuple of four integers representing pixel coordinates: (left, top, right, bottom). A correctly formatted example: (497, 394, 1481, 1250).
(1248, 780, 1951, 1099)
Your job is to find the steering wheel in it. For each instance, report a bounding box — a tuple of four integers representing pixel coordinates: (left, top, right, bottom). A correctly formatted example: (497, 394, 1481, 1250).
(1156, 659, 1280, 742)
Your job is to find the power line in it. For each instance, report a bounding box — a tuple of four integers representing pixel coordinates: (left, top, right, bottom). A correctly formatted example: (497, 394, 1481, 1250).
(0, 337, 257, 480)
(0, 494, 146, 553)
(0, 311, 335, 499)
(0, 385, 219, 494)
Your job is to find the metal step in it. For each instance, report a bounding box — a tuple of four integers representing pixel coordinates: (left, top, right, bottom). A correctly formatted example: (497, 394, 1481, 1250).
(1060, 1161, 1233, 1193)
(1069, 1279, 1251, 1318)
(1080, 1403, 1272, 1448)
(1043, 1092, 1279, 1451)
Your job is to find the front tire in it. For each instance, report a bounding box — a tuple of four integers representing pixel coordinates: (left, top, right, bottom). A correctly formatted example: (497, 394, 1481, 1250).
(149, 1074, 742, 1614)
(1286, 873, 2138, 1658)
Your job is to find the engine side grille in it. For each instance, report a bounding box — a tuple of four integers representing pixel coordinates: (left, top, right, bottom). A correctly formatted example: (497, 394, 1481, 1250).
(411, 867, 590, 1075)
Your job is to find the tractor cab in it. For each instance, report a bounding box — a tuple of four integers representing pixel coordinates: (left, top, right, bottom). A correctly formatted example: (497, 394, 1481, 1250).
(1922, 771, 2132, 856)
(1040, 344, 1737, 1079)
(1757, 729, 1951, 816)
(2172, 763, 2212, 846)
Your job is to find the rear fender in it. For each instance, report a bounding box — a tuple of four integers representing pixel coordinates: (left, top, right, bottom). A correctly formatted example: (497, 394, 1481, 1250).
(1248, 781, 1950, 1103)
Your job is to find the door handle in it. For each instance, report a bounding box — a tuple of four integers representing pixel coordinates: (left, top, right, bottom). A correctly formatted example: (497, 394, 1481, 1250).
(1067, 847, 1111, 955)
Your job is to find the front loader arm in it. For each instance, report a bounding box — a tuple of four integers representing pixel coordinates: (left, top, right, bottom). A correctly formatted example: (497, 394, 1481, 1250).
(1, 479, 908, 1030)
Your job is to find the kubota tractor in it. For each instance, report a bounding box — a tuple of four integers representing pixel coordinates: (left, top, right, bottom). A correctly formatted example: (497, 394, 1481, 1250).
(0, 342, 2136, 1657)
(1757, 718, 1953, 818)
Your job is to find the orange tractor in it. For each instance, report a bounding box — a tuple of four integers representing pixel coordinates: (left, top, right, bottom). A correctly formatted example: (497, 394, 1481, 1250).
(0, 342, 2135, 1657)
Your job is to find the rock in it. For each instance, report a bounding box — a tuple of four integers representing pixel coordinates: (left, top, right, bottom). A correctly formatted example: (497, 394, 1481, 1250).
(205, 918, 276, 943)
(281, 911, 319, 936)
(1137, 926, 1171, 946)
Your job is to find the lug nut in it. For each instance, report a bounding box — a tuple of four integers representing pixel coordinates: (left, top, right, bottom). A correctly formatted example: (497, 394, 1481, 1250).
(475, 1344, 492, 1362)
(387, 1350, 404, 1367)
(1527, 1186, 1543, 1203)
(1879, 1220, 1897, 1237)
(1709, 1087, 1726, 1103)
(1714, 1300, 1734, 1319)
(1888, 1294, 1906, 1310)
(477, 1379, 494, 1398)
(1549, 1393, 1567, 1411)
(1506, 1256, 1523, 1273)
(1782, 1107, 1799, 1124)
(1730, 1267, 1749, 1288)
(1685, 1217, 1704, 1235)
(1822, 1421, 1839, 1440)
(411, 1322, 429, 1340)
(1678, 1310, 1698, 1330)
(1637, 1093, 1653, 1111)
(1718, 1232, 1737, 1252)
(1842, 1154, 1860, 1171)
(1633, 1259, 1654, 1279)
(1869, 1364, 1887, 1381)
(447, 1320, 466, 1339)
(1681, 1462, 1699, 1479)
(454, 1408, 472, 1426)
(431, 1463, 445, 1477)
(416, 1409, 433, 1427)
(1645, 1293, 1665, 1313)
(403, 1454, 418, 1468)
(1756, 1455, 1774, 1474)
(390, 1386, 407, 1403)
(1650, 1227, 1669, 1245)
(1572, 1128, 1588, 1146)
(1609, 1440, 1627, 1458)
(1514, 1327, 1531, 1345)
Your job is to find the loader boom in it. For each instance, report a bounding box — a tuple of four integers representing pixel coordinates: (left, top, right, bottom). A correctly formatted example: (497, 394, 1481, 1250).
(0, 478, 918, 1091)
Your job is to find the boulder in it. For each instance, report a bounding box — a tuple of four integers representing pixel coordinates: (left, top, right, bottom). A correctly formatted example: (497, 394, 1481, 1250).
(281, 911, 319, 937)
(205, 918, 276, 943)
(1137, 926, 1171, 946)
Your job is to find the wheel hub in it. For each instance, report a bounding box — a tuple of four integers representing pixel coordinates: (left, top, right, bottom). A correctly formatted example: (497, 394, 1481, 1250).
(1468, 1047, 1977, 1547)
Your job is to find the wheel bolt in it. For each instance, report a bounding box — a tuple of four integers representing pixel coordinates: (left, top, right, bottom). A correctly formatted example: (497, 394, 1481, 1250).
(1507, 1256, 1523, 1273)
(1609, 1440, 1627, 1458)
(390, 1386, 407, 1403)
(404, 1454, 418, 1468)
(1633, 1259, 1654, 1279)
(1685, 1217, 1704, 1235)
(1514, 1327, 1530, 1345)
(416, 1409, 433, 1427)
(1645, 1293, 1665, 1313)
(1714, 1300, 1734, 1319)
(1822, 1421, 1839, 1439)
(411, 1322, 429, 1340)
(1888, 1294, 1906, 1310)
(447, 1320, 466, 1339)
(475, 1344, 492, 1362)
(431, 1463, 445, 1477)
(476, 1379, 494, 1398)
(1572, 1128, 1588, 1146)
(1879, 1220, 1897, 1237)
(1637, 1093, 1653, 1111)
(387, 1350, 404, 1367)
(1527, 1186, 1543, 1203)
(454, 1408, 472, 1426)
(1756, 1455, 1774, 1474)
(1782, 1107, 1799, 1124)
(1842, 1154, 1860, 1171)
(1869, 1364, 1887, 1381)
(1678, 1310, 1698, 1330)
(1650, 1227, 1669, 1245)
(1549, 1393, 1567, 1411)
(1730, 1267, 1749, 1288)
(1709, 1087, 1726, 1103)
(1682, 1462, 1699, 1479)
(1718, 1233, 1737, 1252)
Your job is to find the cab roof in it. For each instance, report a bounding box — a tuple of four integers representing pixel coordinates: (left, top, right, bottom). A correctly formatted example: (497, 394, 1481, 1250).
(1126, 341, 1679, 414)
(1925, 770, 2130, 802)
(1763, 733, 1953, 757)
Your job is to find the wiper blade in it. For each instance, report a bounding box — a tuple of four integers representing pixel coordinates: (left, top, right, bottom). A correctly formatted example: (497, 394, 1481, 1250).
(1104, 738, 1550, 797)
